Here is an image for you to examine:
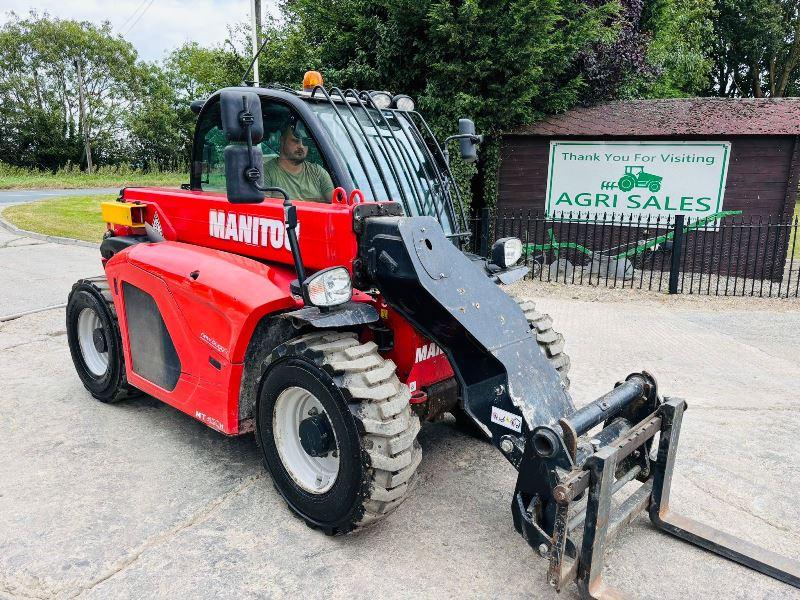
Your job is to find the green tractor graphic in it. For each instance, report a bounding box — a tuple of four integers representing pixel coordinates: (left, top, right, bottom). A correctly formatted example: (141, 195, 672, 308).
(617, 165, 662, 192)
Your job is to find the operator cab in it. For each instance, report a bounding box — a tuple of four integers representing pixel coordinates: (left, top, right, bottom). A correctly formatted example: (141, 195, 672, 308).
(190, 72, 478, 238)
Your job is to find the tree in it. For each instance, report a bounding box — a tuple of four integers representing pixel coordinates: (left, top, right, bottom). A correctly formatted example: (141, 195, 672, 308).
(0, 12, 142, 170)
(168, 40, 247, 166)
(165, 40, 246, 99)
(264, 0, 627, 208)
(710, 0, 800, 97)
(577, 0, 655, 103)
(273, 0, 627, 131)
(124, 34, 249, 171)
(126, 64, 185, 171)
(638, 0, 714, 98)
(0, 1, 743, 177)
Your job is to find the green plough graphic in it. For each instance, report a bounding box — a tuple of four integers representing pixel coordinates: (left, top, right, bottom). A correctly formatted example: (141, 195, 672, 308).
(522, 210, 742, 281)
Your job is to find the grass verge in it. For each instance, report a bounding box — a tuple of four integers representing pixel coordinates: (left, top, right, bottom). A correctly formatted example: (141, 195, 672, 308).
(0, 163, 185, 190)
(2, 194, 112, 243)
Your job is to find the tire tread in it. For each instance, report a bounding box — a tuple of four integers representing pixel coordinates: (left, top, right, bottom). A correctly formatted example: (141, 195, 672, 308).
(515, 296, 571, 389)
(69, 276, 141, 402)
(265, 331, 421, 533)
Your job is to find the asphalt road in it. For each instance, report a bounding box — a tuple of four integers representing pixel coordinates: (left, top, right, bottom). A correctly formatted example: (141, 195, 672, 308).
(0, 188, 118, 205)
(0, 232, 799, 599)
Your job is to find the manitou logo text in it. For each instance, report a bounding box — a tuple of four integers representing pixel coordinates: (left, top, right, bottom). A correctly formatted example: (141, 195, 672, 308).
(209, 210, 298, 250)
(415, 342, 443, 363)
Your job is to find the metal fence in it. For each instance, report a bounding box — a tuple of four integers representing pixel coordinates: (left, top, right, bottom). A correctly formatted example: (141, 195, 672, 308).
(468, 209, 800, 298)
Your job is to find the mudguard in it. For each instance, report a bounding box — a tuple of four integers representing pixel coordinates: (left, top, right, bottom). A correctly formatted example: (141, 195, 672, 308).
(104, 241, 300, 434)
(100, 235, 149, 260)
(278, 302, 379, 329)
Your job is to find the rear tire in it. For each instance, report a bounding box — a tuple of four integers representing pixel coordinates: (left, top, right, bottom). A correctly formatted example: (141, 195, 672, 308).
(256, 331, 421, 534)
(66, 277, 140, 402)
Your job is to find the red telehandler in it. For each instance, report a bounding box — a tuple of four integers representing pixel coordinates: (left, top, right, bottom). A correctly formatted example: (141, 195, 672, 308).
(66, 73, 799, 597)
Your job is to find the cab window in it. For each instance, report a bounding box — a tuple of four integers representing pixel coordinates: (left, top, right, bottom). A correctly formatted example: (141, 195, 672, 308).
(195, 98, 333, 201)
(194, 102, 226, 192)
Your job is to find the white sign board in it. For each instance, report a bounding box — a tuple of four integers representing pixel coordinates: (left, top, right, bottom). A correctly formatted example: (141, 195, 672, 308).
(545, 141, 731, 225)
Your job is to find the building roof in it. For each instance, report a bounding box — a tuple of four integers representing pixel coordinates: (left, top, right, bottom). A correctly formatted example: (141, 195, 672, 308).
(511, 98, 800, 137)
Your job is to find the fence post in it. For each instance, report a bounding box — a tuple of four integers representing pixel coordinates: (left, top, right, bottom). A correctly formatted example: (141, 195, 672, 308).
(479, 207, 491, 257)
(668, 215, 685, 294)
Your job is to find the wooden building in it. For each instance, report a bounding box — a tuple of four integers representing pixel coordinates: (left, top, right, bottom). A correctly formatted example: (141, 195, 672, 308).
(496, 99, 800, 281)
(499, 98, 800, 218)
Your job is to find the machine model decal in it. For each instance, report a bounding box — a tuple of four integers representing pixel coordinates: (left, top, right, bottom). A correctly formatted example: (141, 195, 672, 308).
(490, 406, 522, 433)
(200, 332, 226, 354)
(209, 209, 298, 250)
(414, 342, 443, 363)
(195, 410, 224, 431)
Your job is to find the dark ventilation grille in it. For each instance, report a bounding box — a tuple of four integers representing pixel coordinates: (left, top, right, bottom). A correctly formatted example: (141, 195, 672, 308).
(122, 282, 181, 390)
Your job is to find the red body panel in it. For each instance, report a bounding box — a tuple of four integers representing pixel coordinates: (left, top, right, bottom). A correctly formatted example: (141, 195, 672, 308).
(122, 187, 359, 273)
(105, 241, 300, 434)
(107, 188, 454, 435)
(365, 296, 454, 393)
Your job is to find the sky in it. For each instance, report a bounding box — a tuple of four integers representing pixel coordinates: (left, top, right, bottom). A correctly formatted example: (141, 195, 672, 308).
(0, 0, 279, 62)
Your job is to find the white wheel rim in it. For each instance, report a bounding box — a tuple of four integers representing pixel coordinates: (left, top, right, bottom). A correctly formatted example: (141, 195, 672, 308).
(273, 386, 340, 494)
(77, 308, 109, 377)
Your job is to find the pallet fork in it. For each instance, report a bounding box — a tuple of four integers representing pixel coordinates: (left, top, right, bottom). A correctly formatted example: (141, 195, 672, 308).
(539, 389, 800, 598)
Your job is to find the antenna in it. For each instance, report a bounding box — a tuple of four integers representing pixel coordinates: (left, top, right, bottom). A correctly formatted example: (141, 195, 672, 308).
(249, 0, 259, 86)
(241, 35, 270, 87)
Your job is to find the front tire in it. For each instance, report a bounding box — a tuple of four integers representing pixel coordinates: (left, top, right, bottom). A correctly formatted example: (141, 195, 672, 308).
(515, 298, 571, 389)
(66, 277, 140, 402)
(453, 296, 571, 438)
(256, 331, 421, 534)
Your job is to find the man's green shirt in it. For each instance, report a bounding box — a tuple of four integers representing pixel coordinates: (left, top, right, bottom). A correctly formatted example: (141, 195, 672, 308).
(263, 157, 334, 203)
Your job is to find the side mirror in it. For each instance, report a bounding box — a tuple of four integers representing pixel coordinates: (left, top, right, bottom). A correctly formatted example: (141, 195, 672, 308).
(220, 90, 265, 204)
(458, 118, 482, 163)
(224, 145, 265, 204)
(220, 90, 263, 143)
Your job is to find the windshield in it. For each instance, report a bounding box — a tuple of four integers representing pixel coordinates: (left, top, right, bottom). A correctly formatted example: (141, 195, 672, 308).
(308, 102, 457, 235)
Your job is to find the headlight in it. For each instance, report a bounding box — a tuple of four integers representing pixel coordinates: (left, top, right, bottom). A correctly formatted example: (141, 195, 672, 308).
(392, 94, 415, 111)
(369, 91, 392, 110)
(490, 237, 523, 268)
(304, 267, 352, 307)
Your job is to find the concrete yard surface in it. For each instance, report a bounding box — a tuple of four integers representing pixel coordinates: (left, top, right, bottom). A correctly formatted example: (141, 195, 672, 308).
(1, 275, 799, 599)
(0, 227, 101, 319)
